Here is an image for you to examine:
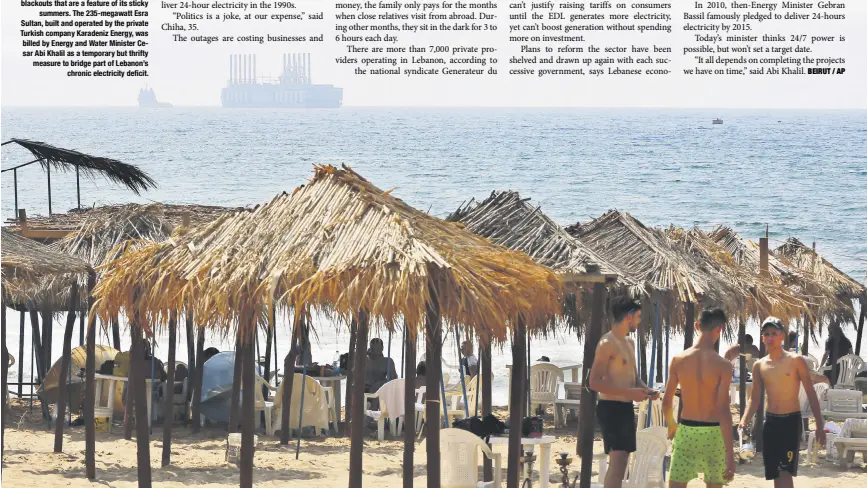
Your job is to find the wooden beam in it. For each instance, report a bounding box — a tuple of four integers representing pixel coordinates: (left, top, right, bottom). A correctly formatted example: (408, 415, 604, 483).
(507, 316, 526, 488)
(424, 299, 442, 488)
(84, 272, 97, 479)
(54, 282, 79, 452)
(348, 310, 370, 488)
(280, 316, 300, 445)
(131, 324, 153, 487)
(19, 228, 72, 239)
(738, 319, 747, 417)
(239, 310, 256, 488)
(228, 328, 244, 433)
(402, 326, 417, 488)
(162, 313, 177, 466)
(190, 325, 205, 434)
(578, 283, 606, 488)
(482, 341, 493, 482)
(755, 237, 769, 453)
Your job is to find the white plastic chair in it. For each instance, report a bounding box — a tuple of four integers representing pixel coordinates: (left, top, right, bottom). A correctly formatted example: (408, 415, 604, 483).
(833, 354, 865, 390)
(254, 375, 276, 435)
(450, 375, 481, 416)
(415, 385, 467, 434)
(554, 382, 581, 427)
(822, 389, 867, 422)
(440, 428, 502, 488)
(833, 419, 867, 468)
(804, 355, 820, 373)
(365, 378, 406, 441)
(637, 397, 678, 429)
(592, 430, 668, 488)
(529, 363, 563, 416)
(270, 373, 330, 437)
(801, 382, 829, 444)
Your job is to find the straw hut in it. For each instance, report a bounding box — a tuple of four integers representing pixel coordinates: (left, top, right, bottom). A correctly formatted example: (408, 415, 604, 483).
(93, 165, 565, 488)
(1, 228, 94, 457)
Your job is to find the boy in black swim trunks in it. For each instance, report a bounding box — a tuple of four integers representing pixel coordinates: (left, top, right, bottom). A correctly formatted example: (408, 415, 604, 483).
(588, 297, 658, 488)
(739, 317, 826, 488)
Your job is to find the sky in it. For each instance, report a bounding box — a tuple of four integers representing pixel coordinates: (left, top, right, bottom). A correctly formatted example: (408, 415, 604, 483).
(2, 2, 866, 107)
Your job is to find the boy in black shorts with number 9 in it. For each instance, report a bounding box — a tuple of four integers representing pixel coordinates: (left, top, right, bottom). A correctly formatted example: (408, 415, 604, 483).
(739, 317, 826, 488)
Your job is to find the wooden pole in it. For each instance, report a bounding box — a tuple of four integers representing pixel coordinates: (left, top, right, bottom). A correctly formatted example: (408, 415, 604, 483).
(424, 295, 442, 488)
(131, 324, 153, 487)
(13, 169, 18, 217)
(47, 164, 52, 215)
(79, 310, 85, 347)
(124, 320, 140, 440)
(76, 165, 81, 210)
(263, 312, 273, 384)
(184, 310, 194, 426)
(84, 272, 97, 480)
(482, 341, 493, 482)
(348, 310, 370, 488)
(755, 236, 769, 452)
(2, 293, 7, 457)
(111, 315, 121, 351)
(280, 314, 300, 445)
(190, 325, 205, 433)
(578, 283, 606, 488)
(54, 282, 79, 452)
(344, 316, 357, 435)
(41, 308, 53, 379)
(506, 316, 526, 488)
(683, 301, 695, 349)
(738, 319, 747, 417)
(162, 313, 178, 466)
(239, 310, 256, 488)
(228, 328, 244, 433)
(402, 325, 417, 488)
(855, 301, 865, 356)
(28, 310, 46, 384)
(18, 311, 25, 396)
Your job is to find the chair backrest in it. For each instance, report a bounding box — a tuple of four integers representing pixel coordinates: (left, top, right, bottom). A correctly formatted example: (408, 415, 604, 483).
(845, 418, 867, 437)
(800, 382, 829, 417)
(440, 428, 494, 488)
(803, 355, 819, 373)
(826, 388, 862, 414)
(836, 354, 865, 388)
(624, 430, 669, 486)
(563, 382, 582, 400)
(637, 398, 676, 428)
(451, 375, 481, 414)
(529, 363, 563, 403)
(374, 378, 406, 416)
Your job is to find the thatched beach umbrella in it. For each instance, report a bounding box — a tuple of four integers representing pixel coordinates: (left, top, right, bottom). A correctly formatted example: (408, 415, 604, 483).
(447, 190, 644, 486)
(567, 211, 744, 345)
(1, 138, 156, 215)
(775, 237, 866, 358)
(1, 228, 94, 459)
(667, 227, 809, 324)
(93, 165, 565, 488)
(709, 227, 846, 346)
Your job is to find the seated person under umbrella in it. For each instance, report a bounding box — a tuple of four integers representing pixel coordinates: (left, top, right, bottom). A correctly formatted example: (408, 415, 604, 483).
(364, 338, 398, 409)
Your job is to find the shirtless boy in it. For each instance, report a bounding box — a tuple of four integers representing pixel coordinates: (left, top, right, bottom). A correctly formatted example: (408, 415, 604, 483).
(589, 296, 658, 488)
(662, 308, 736, 488)
(739, 317, 826, 488)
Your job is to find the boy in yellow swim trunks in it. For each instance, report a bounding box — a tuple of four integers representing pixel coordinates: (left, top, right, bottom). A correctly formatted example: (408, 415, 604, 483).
(663, 308, 736, 487)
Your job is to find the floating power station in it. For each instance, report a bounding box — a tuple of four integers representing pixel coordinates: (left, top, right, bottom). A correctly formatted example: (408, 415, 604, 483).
(221, 53, 343, 108)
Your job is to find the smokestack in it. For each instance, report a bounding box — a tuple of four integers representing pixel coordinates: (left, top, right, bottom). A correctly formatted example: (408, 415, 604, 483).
(233, 54, 238, 84)
(282, 53, 286, 80)
(229, 55, 233, 84)
(307, 53, 312, 84)
(299, 54, 305, 84)
(252, 54, 256, 83)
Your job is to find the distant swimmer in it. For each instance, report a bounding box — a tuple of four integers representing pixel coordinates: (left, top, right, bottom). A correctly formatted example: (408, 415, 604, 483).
(663, 308, 736, 488)
(739, 317, 826, 488)
(588, 296, 658, 488)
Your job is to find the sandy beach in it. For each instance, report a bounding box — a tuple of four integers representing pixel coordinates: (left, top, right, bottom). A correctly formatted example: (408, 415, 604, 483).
(2, 398, 865, 488)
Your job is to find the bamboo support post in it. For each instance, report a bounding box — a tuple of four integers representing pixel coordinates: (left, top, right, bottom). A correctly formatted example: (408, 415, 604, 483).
(578, 283, 606, 488)
(54, 282, 79, 452)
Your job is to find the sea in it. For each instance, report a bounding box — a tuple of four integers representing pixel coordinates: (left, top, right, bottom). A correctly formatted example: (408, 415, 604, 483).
(2, 107, 865, 405)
